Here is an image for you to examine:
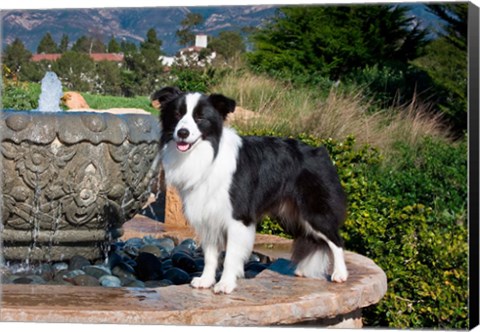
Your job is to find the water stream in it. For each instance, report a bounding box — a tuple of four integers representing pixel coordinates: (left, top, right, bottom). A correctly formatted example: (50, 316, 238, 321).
(36, 71, 63, 113)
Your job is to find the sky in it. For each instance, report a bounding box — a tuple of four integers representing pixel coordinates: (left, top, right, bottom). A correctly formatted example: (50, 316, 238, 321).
(1, 0, 478, 10)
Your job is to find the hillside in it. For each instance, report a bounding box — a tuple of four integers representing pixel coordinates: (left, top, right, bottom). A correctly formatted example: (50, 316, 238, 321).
(1, 6, 276, 55)
(1, 4, 439, 56)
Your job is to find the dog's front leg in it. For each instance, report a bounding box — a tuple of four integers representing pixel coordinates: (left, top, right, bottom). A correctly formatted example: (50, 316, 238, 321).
(213, 222, 256, 294)
(191, 243, 219, 289)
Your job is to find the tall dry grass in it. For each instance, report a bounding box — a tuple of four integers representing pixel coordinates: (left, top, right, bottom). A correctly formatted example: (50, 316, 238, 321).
(212, 71, 451, 152)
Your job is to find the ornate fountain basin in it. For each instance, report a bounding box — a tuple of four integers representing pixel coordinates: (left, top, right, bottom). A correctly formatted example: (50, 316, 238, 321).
(1, 110, 161, 261)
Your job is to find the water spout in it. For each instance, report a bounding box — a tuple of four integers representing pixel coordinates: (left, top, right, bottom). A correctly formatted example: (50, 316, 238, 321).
(37, 71, 63, 113)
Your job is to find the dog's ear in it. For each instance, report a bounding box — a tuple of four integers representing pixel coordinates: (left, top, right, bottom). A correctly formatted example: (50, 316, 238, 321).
(208, 94, 236, 120)
(151, 87, 183, 109)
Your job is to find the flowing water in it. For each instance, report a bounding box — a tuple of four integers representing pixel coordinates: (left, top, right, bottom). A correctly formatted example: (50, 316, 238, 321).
(37, 71, 63, 113)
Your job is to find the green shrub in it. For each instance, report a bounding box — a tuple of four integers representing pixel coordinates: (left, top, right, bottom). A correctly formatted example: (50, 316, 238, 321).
(1, 79, 41, 110)
(241, 129, 468, 328)
(167, 66, 219, 93)
(372, 136, 467, 221)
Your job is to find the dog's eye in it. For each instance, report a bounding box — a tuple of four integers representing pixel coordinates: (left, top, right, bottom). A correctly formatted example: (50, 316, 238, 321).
(174, 111, 182, 120)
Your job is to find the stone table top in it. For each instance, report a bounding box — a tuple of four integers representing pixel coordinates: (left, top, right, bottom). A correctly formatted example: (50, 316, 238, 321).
(0, 251, 385, 326)
(0, 216, 387, 326)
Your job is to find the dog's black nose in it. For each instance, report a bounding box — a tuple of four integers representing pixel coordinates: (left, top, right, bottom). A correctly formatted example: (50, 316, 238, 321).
(177, 128, 190, 139)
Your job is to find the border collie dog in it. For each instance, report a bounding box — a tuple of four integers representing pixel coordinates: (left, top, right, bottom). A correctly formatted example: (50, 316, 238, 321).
(157, 86, 348, 294)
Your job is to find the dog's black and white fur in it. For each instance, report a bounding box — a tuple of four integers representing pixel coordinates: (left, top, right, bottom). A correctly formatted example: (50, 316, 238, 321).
(156, 87, 348, 294)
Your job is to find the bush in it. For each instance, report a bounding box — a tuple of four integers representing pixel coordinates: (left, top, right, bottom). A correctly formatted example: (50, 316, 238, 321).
(167, 66, 219, 93)
(1, 79, 41, 110)
(242, 129, 468, 328)
(52, 51, 95, 91)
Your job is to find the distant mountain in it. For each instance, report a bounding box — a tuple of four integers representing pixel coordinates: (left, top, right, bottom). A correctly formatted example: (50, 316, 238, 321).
(1, 4, 441, 56)
(1, 6, 277, 55)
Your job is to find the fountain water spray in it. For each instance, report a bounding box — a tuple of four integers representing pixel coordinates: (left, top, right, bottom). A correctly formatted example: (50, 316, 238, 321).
(37, 71, 63, 113)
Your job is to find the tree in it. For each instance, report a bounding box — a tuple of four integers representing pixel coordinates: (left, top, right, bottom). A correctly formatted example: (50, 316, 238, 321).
(413, 4, 468, 132)
(52, 51, 95, 91)
(94, 61, 122, 95)
(122, 28, 164, 96)
(120, 40, 137, 55)
(208, 31, 246, 62)
(3, 38, 32, 74)
(140, 28, 162, 56)
(176, 13, 204, 46)
(37, 32, 58, 53)
(248, 5, 427, 80)
(107, 36, 121, 53)
(427, 4, 467, 51)
(71, 36, 106, 53)
(59, 34, 69, 53)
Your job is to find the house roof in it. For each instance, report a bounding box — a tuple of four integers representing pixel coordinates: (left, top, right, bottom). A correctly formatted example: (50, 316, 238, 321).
(31, 53, 124, 62)
(31, 53, 62, 61)
(89, 53, 124, 62)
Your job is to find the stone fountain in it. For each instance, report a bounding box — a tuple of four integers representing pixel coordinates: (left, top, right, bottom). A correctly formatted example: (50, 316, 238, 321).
(1, 72, 161, 261)
(0, 73, 387, 327)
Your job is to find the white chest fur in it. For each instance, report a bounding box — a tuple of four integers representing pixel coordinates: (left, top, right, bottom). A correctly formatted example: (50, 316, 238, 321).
(161, 128, 242, 243)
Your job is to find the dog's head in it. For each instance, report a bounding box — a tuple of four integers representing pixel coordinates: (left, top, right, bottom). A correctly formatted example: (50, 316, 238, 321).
(155, 87, 236, 156)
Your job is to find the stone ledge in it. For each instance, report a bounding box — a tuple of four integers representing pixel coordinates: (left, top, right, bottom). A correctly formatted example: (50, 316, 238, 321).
(0, 216, 387, 326)
(0, 251, 385, 326)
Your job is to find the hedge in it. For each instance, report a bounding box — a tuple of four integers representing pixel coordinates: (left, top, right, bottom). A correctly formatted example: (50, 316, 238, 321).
(242, 129, 468, 328)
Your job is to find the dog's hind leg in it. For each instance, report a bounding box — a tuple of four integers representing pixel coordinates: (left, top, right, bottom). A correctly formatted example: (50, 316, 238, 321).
(191, 243, 219, 289)
(292, 236, 330, 280)
(293, 225, 348, 283)
(213, 222, 256, 294)
(308, 224, 348, 282)
(325, 236, 348, 283)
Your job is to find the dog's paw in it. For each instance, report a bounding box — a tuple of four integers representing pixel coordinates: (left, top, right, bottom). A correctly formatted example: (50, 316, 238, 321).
(213, 280, 236, 294)
(331, 268, 348, 283)
(191, 276, 216, 289)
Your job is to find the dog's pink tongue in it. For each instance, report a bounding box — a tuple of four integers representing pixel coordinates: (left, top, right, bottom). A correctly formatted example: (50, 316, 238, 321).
(177, 142, 190, 152)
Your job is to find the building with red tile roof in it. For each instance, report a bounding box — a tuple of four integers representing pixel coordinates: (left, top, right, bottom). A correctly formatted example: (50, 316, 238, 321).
(31, 53, 124, 62)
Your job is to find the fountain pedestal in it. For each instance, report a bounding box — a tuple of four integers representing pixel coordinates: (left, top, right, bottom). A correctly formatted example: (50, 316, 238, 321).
(1, 111, 160, 261)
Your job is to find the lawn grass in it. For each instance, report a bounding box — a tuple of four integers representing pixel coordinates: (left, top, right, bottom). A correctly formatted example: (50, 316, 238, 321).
(82, 93, 159, 115)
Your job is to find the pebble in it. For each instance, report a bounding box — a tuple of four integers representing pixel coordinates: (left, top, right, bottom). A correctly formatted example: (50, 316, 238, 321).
(144, 279, 174, 288)
(69, 255, 91, 271)
(156, 237, 175, 253)
(71, 275, 100, 286)
(179, 239, 198, 251)
(194, 258, 205, 271)
(171, 252, 198, 273)
(107, 252, 124, 270)
(82, 265, 111, 279)
(161, 259, 173, 271)
(244, 261, 268, 279)
(163, 267, 191, 285)
(13, 276, 33, 284)
(52, 262, 69, 273)
(112, 264, 136, 280)
(139, 245, 163, 258)
(63, 269, 86, 280)
(99, 275, 122, 287)
(54, 270, 71, 282)
(135, 252, 163, 281)
(37, 263, 54, 281)
(123, 279, 146, 288)
(3, 237, 273, 289)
